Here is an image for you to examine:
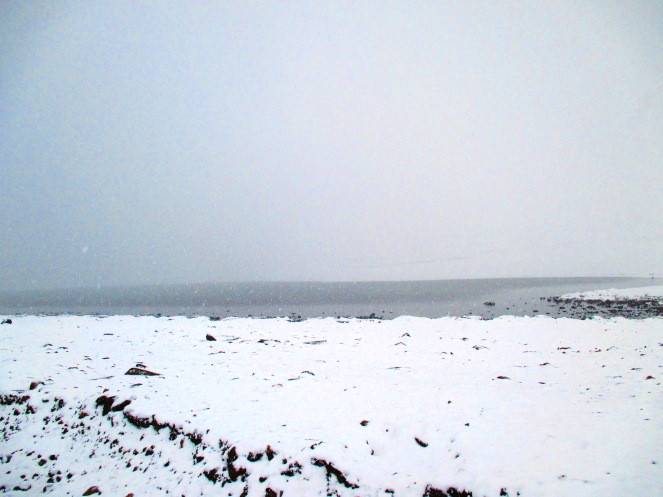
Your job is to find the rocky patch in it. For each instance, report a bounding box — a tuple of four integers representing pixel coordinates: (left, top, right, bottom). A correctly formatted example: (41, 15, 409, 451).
(549, 296, 663, 319)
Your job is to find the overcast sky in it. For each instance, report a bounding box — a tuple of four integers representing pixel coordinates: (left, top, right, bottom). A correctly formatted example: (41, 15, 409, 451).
(1, 1, 662, 291)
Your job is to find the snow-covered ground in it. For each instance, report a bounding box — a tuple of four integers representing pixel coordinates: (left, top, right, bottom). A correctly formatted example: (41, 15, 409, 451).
(559, 285, 663, 300)
(1, 313, 662, 496)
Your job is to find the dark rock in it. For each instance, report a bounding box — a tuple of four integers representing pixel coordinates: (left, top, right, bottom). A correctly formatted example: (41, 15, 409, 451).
(227, 450, 247, 482)
(360, 420, 369, 426)
(95, 396, 116, 416)
(82, 486, 101, 496)
(227, 446, 238, 463)
(483, 301, 496, 306)
(0, 394, 30, 406)
(424, 487, 473, 497)
(206, 334, 217, 341)
(247, 452, 264, 462)
(1, 319, 12, 324)
(209, 316, 221, 321)
(187, 431, 203, 445)
(311, 458, 359, 489)
(111, 400, 131, 412)
(125, 367, 160, 376)
(29, 381, 43, 390)
(280, 461, 302, 477)
(124, 412, 152, 428)
(415, 437, 429, 447)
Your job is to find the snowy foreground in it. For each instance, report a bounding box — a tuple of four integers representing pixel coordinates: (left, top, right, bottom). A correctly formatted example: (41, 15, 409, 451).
(1, 313, 662, 496)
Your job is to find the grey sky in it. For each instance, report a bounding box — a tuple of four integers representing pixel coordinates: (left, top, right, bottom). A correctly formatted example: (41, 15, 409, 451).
(1, 1, 662, 291)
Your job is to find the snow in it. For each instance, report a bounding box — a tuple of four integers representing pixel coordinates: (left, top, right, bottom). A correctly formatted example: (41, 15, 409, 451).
(559, 285, 663, 300)
(1, 313, 662, 496)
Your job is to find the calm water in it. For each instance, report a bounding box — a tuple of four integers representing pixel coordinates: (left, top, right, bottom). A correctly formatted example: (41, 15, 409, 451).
(0, 277, 654, 319)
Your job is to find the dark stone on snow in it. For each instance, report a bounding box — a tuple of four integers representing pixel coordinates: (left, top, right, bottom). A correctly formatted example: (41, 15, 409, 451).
(226, 446, 247, 482)
(0, 394, 29, 406)
(311, 458, 359, 489)
(111, 399, 131, 412)
(415, 437, 429, 447)
(424, 486, 473, 497)
(247, 452, 264, 462)
(1, 319, 12, 324)
(187, 431, 203, 445)
(484, 301, 496, 306)
(95, 396, 116, 416)
(124, 412, 151, 429)
(125, 367, 160, 376)
(280, 461, 302, 477)
(203, 467, 223, 483)
(82, 486, 101, 496)
(206, 334, 217, 341)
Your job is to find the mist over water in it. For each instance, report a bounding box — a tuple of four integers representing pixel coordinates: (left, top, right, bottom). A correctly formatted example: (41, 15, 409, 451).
(2, 3, 663, 291)
(0, 277, 653, 319)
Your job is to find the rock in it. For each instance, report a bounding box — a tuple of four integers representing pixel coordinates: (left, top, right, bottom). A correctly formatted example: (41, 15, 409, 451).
(424, 486, 473, 497)
(415, 437, 429, 447)
(1, 319, 12, 324)
(82, 486, 101, 496)
(360, 420, 369, 426)
(29, 381, 44, 390)
(206, 334, 217, 341)
(95, 396, 116, 416)
(125, 367, 160, 376)
(483, 301, 495, 306)
(311, 459, 359, 489)
(111, 399, 131, 411)
(247, 451, 264, 462)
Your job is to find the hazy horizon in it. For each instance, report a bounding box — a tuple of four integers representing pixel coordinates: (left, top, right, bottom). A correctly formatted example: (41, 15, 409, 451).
(1, 275, 653, 295)
(2, 2, 662, 292)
